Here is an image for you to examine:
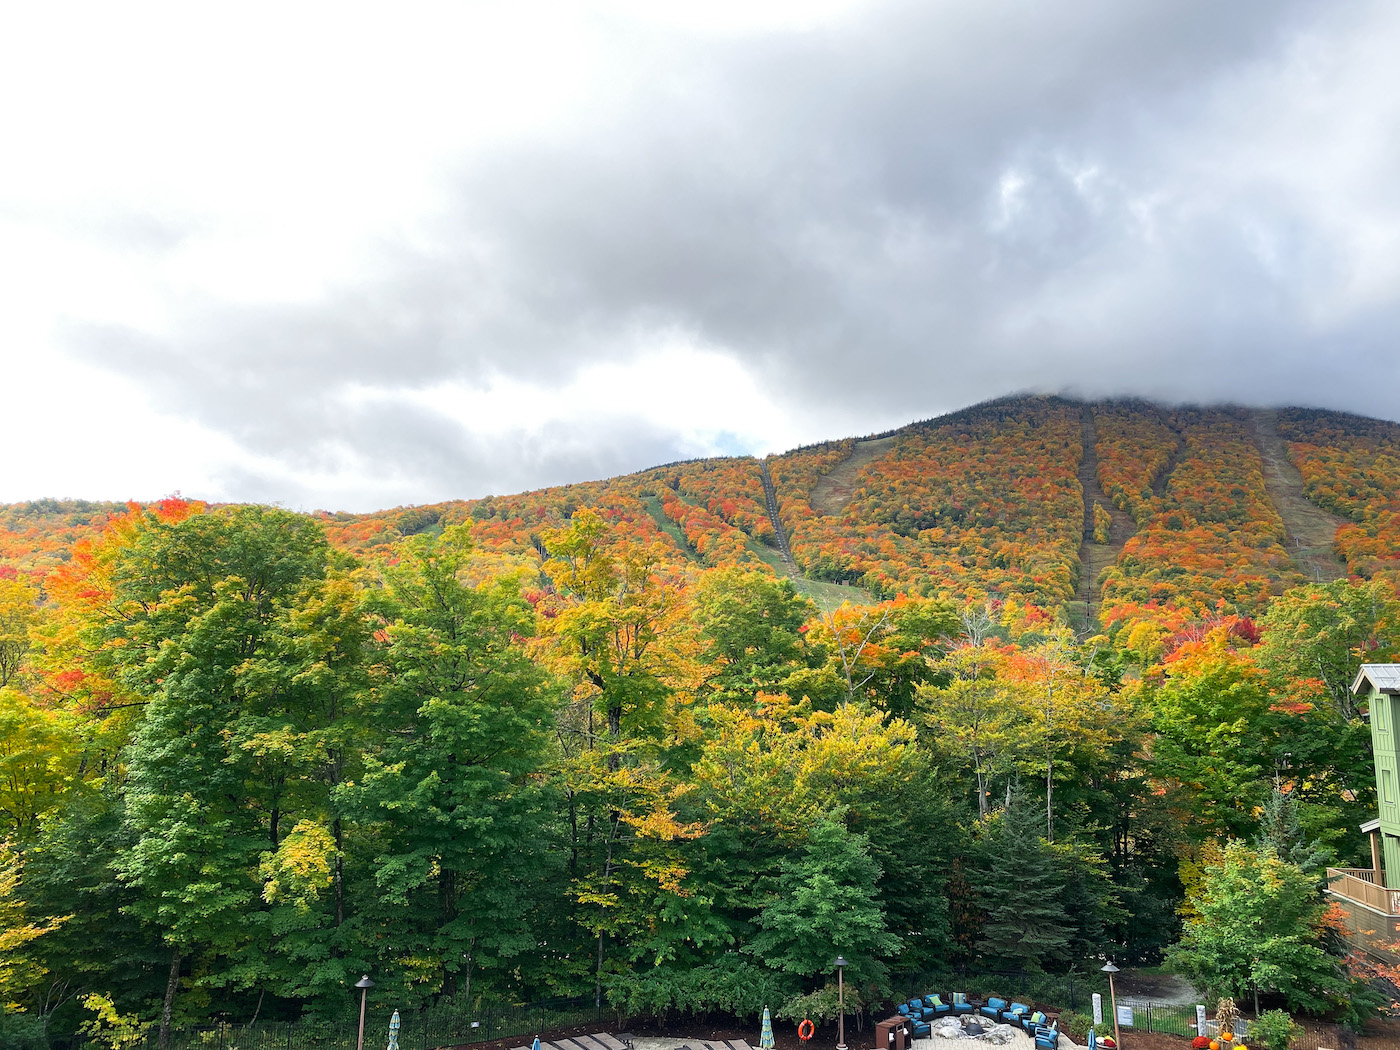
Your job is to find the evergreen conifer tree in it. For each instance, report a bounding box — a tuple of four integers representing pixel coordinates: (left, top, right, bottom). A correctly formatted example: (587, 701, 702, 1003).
(976, 791, 1072, 970)
(1257, 778, 1330, 875)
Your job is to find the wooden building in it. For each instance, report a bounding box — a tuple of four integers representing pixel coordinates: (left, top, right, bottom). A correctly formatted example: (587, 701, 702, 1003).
(1325, 665, 1400, 963)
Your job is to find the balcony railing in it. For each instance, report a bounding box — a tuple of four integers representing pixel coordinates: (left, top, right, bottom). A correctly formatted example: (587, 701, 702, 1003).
(1327, 867, 1400, 914)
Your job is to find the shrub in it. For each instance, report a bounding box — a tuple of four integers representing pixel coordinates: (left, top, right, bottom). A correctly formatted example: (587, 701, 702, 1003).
(1057, 1011, 1093, 1039)
(1193, 1037, 1212, 1049)
(1248, 1011, 1298, 1050)
(776, 982, 868, 1024)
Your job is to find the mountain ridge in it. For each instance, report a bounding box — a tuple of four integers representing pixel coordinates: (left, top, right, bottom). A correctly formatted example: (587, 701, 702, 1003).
(7, 393, 1400, 639)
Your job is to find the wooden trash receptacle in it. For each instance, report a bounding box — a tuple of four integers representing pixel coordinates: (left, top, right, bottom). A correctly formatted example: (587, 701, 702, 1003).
(876, 1017, 909, 1050)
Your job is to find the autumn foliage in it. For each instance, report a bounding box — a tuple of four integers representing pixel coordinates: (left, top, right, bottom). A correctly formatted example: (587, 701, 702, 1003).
(1, 395, 1396, 1035)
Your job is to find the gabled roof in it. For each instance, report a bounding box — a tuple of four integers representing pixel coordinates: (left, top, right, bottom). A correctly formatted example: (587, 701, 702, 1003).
(1353, 664, 1400, 696)
(1363, 817, 1382, 834)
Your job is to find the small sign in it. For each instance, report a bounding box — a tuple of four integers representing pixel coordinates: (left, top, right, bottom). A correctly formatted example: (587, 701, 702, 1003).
(1092, 994, 1103, 1026)
(1196, 1006, 1207, 1033)
(1117, 1006, 1135, 1028)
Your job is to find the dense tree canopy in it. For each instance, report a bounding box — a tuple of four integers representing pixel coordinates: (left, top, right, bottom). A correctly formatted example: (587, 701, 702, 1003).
(1, 397, 1396, 1041)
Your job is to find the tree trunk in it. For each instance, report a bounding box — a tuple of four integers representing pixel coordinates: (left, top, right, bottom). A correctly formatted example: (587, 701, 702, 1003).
(974, 756, 988, 819)
(595, 932, 605, 1012)
(595, 815, 618, 1010)
(333, 817, 345, 926)
(159, 946, 181, 1050)
(1046, 754, 1054, 842)
(568, 788, 579, 875)
(607, 704, 622, 773)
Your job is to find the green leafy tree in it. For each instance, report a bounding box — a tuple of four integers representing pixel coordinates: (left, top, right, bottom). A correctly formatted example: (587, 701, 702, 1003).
(920, 643, 1024, 818)
(1052, 836, 1126, 962)
(106, 506, 332, 1045)
(342, 527, 561, 1002)
(1257, 579, 1400, 721)
(1248, 1009, 1299, 1050)
(1166, 841, 1348, 1013)
(750, 818, 900, 988)
(1, 841, 67, 1010)
(693, 568, 813, 703)
(1149, 643, 1274, 840)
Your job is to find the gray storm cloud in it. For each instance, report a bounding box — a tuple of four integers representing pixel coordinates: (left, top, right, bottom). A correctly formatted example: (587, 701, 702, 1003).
(64, 0, 1400, 508)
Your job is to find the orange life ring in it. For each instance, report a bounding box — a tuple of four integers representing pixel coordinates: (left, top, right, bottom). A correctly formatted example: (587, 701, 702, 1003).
(798, 1019, 815, 1042)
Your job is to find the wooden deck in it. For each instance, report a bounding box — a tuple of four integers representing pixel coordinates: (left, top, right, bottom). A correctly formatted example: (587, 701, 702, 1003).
(1326, 868, 1400, 965)
(511, 1036, 632, 1050)
(1327, 867, 1400, 915)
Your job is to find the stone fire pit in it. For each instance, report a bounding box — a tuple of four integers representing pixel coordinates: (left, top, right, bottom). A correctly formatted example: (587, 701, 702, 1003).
(930, 1016, 1020, 1045)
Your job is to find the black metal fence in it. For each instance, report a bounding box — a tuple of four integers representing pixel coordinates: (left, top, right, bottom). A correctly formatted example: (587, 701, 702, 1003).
(888, 969, 1110, 1015)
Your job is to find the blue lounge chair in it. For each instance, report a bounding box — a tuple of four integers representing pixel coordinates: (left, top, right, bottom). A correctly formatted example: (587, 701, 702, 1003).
(1003, 1003, 1032, 1029)
(979, 997, 1008, 1021)
(949, 993, 974, 1017)
(920, 995, 953, 1019)
(1033, 1025, 1058, 1050)
(896, 1005, 930, 1039)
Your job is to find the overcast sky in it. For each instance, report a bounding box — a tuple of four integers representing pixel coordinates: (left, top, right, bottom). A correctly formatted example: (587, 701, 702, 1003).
(3, 0, 1399, 511)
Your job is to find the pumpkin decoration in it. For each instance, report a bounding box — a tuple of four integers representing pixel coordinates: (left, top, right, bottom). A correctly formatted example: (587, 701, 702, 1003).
(1222, 1034, 1234, 1042)
(1210, 1041, 1219, 1048)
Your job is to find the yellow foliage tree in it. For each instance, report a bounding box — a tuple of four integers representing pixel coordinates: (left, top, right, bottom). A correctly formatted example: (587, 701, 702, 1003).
(0, 575, 38, 689)
(1002, 633, 1124, 841)
(919, 644, 1025, 818)
(692, 698, 921, 843)
(0, 688, 89, 842)
(1093, 502, 1112, 544)
(1, 841, 68, 1010)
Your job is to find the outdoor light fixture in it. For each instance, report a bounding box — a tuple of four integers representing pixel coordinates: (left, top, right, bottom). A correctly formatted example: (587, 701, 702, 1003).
(1100, 962, 1121, 1050)
(834, 956, 849, 1050)
(355, 976, 375, 1050)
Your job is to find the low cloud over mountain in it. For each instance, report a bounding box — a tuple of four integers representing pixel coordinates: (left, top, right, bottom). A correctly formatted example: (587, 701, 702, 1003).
(5, 0, 1400, 508)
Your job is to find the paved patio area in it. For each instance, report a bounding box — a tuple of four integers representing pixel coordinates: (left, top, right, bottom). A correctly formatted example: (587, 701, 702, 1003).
(912, 1016, 1083, 1050)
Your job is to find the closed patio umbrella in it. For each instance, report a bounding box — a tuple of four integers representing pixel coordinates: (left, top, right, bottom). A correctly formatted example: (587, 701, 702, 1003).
(761, 1007, 775, 1050)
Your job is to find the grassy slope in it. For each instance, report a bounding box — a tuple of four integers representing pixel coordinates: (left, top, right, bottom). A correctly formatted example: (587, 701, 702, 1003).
(1251, 408, 1349, 582)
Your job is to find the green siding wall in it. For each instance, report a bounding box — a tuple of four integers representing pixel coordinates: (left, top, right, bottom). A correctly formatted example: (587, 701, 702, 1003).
(1371, 689, 1400, 885)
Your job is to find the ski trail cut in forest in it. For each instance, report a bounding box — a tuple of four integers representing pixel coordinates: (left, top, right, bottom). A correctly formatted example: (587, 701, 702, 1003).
(1251, 408, 1349, 582)
(1075, 406, 1136, 619)
(811, 436, 898, 516)
(760, 458, 799, 574)
(760, 460, 874, 611)
(1152, 414, 1188, 499)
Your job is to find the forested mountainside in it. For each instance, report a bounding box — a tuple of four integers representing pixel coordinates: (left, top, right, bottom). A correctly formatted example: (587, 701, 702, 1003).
(10, 395, 1396, 625)
(5, 395, 1400, 1042)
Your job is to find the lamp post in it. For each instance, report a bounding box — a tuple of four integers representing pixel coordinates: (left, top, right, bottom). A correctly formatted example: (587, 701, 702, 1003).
(1101, 962, 1120, 1050)
(355, 976, 375, 1050)
(834, 956, 849, 1050)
